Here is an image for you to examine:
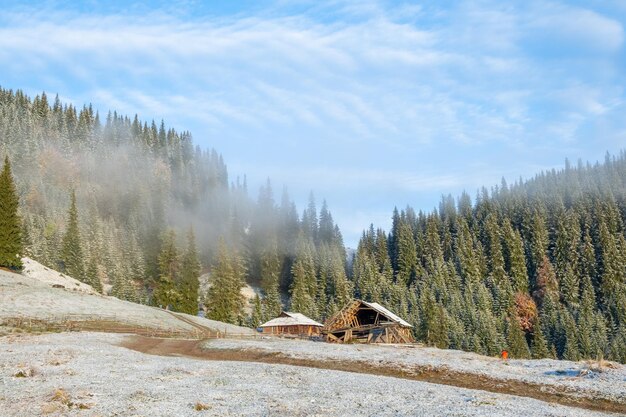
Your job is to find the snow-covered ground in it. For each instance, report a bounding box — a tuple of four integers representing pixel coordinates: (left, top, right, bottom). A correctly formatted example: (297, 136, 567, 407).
(202, 337, 626, 405)
(0, 267, 254, 335)
(0, 332, 615, 417)
(20, 257, 97, 294)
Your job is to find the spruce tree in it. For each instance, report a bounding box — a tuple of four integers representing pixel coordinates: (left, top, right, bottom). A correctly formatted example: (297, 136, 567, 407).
(506, 312, 531, 359)
(0, 156, 22, 270)
(561, 310, 580, 361)
(61, 190, 85, 281)
(206, 240, 245, 324)
(153, 230, 180, 309)
(531, 320, 551, 359)
(177, 228, 201, 315)
(290, 257, 317, 318)
(502, 221, 528, 293)
(260, 237, 282, 319)
(85, 256, 103, 293)
(249, 294, 263, 328)
(396, 221, 418, 286)
(289, 233, 317, 318)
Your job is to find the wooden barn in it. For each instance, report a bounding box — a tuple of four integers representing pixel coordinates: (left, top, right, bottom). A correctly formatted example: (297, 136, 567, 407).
(323, 300, 414, 344)
(259, 312, 324, 337)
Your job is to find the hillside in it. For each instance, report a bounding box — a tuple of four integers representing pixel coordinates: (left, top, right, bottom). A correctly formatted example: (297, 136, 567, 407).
(352, 152, 626, 363)
(0, 262, 254, 337)
(2, 86, 626, 364)
(1, 259, 623, 415)
(0, 87, 349, 328)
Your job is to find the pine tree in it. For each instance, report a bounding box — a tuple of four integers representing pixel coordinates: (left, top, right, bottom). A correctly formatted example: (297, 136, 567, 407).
(290, 257, 317, 318)
(555, 210, 580, 308)
(249, 294, 263, 328)
(396, 221, 418, 286)
(85, 256, 103, 293)
(153, 230, 180, 309)
(206, 240, 245, 324)
(506, 312, 531, 358)
(177, 228, 201, 315)
(484, 213, 508, 286)
(531, 320, 551, 359)
(111, 269, 137, 302)
(561, 309, 580, 361)
(260, 237, 282, 319)
(502, 221, 528, 293)
(61, 190, 85, 281)
(289, 233, 317, 318)
(0, 156, 22, 270)
(455, 217, 482, 287)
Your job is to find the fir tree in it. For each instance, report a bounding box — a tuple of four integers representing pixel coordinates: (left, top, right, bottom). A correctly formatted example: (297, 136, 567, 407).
(177, 228, 201, 315)
(561, 310, 580, 361)
(0, 156, 22, 270)
(506, 312, 531, 359)
(85, 256, 103, 293)
(249, 294, 263, 328)
(289, 233, 317, 318)
(206, 240, 245, 325)
(260, 237, 282, 319)
(531, 320, 551, 359)
(61, 190, 85, 281)
(153, 230, 180, 309)
(502, 221, 528, 293)
(396, 221, 418, 286)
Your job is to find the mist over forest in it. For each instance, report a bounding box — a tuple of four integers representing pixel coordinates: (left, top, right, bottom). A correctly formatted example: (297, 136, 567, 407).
(1, 86, 626, 363)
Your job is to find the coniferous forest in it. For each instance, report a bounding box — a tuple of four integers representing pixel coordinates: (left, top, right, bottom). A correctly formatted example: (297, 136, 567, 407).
(1, 87, 625, 363)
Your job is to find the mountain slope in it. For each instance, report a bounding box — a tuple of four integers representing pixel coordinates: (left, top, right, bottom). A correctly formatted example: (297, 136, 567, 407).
(0, 264, 254, 336)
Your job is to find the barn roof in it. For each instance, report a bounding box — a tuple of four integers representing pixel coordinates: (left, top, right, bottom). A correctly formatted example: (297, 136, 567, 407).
(324, 299, 413, 330)
(361, 301, 413, 328)
(259, 311, 323, 328)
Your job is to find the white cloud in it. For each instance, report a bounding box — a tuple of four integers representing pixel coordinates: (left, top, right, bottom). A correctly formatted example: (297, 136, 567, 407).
(2, 0, 625, 244)
(527, 3, 624, 52)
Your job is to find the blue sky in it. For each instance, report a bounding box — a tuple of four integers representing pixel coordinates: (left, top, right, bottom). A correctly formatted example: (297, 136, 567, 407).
(1, 0, 626, 246)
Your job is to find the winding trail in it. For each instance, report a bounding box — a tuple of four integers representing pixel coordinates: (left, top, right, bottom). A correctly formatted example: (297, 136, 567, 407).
(120, 335, 625, 415)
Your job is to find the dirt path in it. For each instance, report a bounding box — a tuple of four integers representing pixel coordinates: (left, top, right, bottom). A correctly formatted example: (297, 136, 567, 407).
(120, 336, 625, 415)
(162, 311, 216, 336)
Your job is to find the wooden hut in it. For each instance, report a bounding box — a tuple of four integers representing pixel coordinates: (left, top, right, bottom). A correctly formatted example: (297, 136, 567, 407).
(324, 300, 414, 344)
(259, 312, 324, 337)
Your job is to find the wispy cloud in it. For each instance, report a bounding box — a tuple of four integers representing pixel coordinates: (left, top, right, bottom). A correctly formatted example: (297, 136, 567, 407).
(1, 0, 625, 245)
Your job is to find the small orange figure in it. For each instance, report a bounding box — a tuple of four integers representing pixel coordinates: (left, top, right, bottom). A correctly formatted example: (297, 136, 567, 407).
(501, 350, 509, 360)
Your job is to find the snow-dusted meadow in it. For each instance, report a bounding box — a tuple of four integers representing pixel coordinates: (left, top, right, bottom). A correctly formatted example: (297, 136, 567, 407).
(0, 261, 254, 335)
(0, 332, 617, 417)
(1, 261, 624, 416)
(202, 337, 626, 406)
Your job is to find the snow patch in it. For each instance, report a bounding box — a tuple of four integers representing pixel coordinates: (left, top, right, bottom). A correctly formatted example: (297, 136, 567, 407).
(20, 257, 97, 295)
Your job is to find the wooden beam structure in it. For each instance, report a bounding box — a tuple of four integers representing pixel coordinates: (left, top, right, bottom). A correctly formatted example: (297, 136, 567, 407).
(323, 300, 415, 344)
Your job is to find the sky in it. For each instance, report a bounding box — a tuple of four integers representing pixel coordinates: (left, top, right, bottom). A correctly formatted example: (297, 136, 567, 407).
(1, 0, 626, 247)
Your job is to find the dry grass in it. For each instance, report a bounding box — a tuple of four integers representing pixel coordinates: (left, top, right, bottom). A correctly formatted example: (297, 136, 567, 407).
(582, 358, 620, 374)
(41, 402, 65, 414)
(13, 366, 36, 378)
(51, 388, 72, 406)
(194, 402, 211, 411)
(44, 388, 94, 412)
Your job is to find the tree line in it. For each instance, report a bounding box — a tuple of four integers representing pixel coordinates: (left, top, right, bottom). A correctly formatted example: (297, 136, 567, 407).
(1, 87, 625, 363)
(352, 153, 626, 363)
(0, 87, 349, 323)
